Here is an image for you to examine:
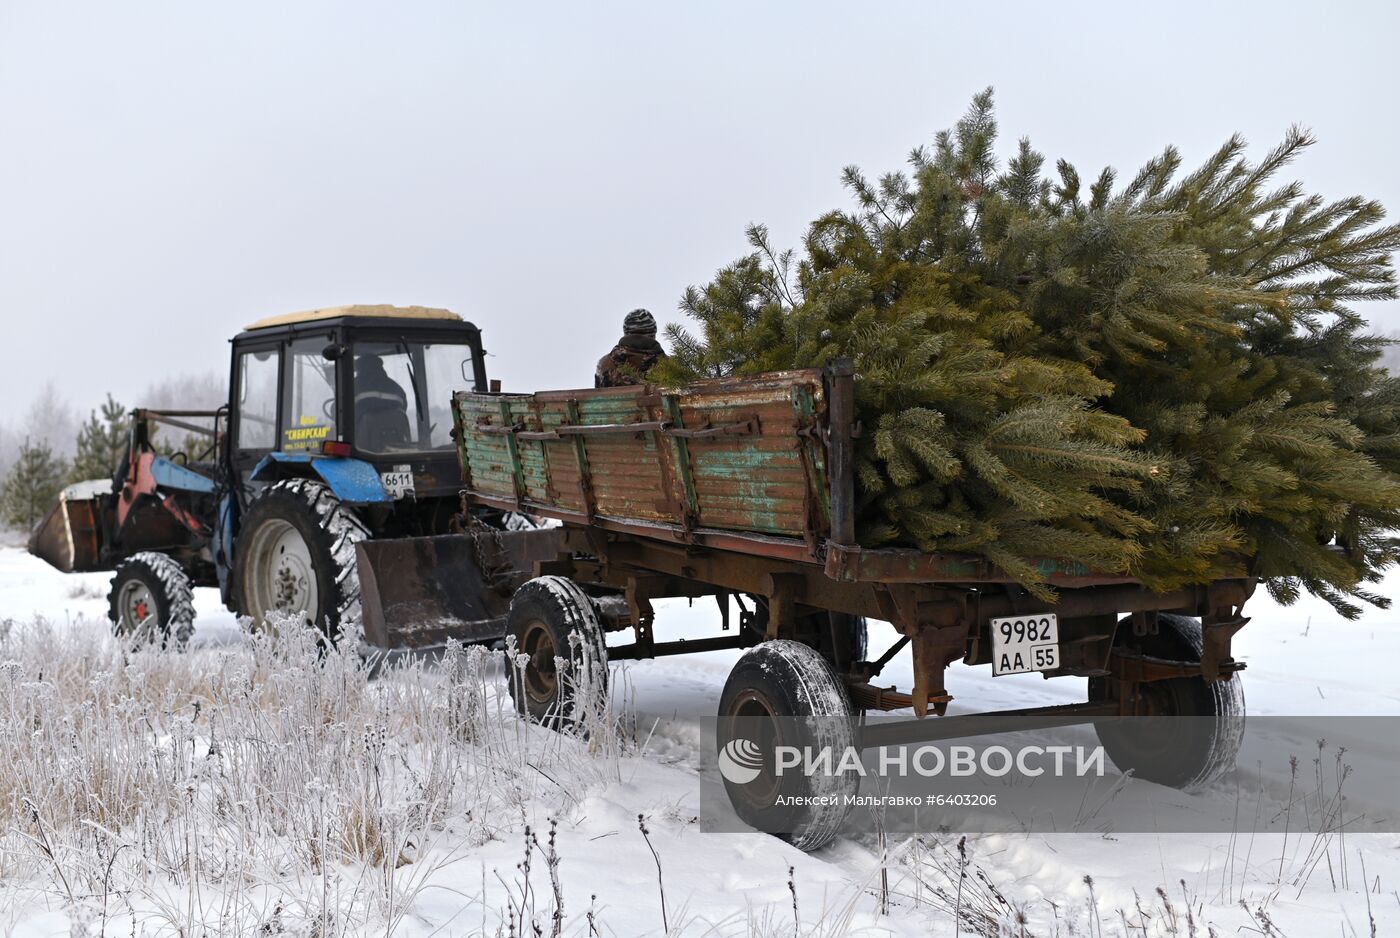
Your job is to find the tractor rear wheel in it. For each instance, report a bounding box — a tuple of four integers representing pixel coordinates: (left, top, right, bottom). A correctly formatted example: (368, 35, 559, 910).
(108, 551, 196, 648)
(234, 479, 369, 638)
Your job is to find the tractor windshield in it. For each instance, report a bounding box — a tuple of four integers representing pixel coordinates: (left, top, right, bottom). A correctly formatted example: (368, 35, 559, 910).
(352, 340, 471, 454)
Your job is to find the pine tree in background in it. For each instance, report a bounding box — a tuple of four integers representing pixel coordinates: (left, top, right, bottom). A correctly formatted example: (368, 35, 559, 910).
(67, 393, 128, 484)
(0, 438, 67, 531)
(657, 90, 1400, 614)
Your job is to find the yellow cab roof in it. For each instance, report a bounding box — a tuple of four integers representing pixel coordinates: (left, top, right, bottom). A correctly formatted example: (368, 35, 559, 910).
(244, 305, 462, 331)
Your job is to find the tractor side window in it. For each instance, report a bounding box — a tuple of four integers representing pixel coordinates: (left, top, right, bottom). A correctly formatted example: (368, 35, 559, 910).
(282, 338, 337, 452)
(236, 348, 280, 450)
(421, 343, 467, 449)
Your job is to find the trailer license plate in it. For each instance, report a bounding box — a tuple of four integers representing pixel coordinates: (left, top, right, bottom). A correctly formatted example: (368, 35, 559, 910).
(381, 466, 415, 499)
(990, 613, 1060, 676)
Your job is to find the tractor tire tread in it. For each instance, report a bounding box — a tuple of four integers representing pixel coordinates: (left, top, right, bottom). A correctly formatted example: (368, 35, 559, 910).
(108, 551, 196, 647)
(235, 479, 369, 635)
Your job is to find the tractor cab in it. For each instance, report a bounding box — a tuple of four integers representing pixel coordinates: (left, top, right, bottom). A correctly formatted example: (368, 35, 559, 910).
(229, 305, 488, 521)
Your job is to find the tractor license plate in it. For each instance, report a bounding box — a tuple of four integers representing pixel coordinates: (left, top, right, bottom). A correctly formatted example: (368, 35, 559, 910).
(380, 466, 415, 499)
(990, 613, 1060, 676)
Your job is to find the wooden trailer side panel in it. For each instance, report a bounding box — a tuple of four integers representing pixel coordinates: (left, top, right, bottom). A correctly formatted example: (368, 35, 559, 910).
(452, 371, 831, 552)
(682, 378, 827, 538)
(567, 393, 670, 523)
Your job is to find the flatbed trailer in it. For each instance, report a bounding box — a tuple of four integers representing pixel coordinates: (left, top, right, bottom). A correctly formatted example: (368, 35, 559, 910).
(452, 361, 1252, 848)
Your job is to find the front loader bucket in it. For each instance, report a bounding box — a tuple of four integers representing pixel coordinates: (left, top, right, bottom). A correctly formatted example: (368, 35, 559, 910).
(356, 527, 564, 650)
(28, 480, 111, 573)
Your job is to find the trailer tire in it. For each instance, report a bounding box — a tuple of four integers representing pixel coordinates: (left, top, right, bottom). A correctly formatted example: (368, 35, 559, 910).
(1090, 614, 1245, 790)
(718, 640, 859, 851)
(234, 479, 369, 639)
(506, 576, 609, 726)
(108, 551, 196, 648)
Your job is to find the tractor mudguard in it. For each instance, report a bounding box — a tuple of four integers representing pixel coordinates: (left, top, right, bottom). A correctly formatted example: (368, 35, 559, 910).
(249, 452, 394, 505)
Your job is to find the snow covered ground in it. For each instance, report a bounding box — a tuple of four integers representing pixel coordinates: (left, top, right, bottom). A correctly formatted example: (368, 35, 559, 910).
(2, 544, 1399, 936)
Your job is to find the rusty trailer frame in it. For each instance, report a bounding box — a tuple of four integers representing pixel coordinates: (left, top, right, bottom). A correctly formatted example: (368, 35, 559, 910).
(451, 361, 1252, 721)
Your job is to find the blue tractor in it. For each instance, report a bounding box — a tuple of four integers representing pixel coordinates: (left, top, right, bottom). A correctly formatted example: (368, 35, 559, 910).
(30, 305, 557, 647)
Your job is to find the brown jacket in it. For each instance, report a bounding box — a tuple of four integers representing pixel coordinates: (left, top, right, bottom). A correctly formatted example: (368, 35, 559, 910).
(595, 334, 667, 387)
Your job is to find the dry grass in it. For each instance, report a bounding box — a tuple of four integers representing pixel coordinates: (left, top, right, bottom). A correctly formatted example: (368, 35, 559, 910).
(0, 613, 626, 935)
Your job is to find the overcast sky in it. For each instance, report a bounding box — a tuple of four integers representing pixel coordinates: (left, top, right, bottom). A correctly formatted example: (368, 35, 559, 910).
(1, 0, 1397, 416)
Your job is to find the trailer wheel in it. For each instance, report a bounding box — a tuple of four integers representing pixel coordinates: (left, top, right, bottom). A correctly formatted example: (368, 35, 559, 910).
(1089, 614, 1245, 790)
(234, 479, 369, 638)
(108, 551, 196, 648)
(718, 640, 860, 851)
(506, 576, 609, 725)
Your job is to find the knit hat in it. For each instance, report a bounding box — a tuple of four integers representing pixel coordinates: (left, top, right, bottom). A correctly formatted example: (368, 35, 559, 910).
(623, 308, 657, 335)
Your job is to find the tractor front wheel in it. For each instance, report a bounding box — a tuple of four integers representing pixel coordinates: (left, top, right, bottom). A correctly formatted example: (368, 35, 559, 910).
(108, 551, 196, 648)
(234, 479, 369, 638)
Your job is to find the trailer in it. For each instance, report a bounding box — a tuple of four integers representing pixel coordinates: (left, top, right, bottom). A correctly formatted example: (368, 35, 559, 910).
(451, 361, 1252, 849)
